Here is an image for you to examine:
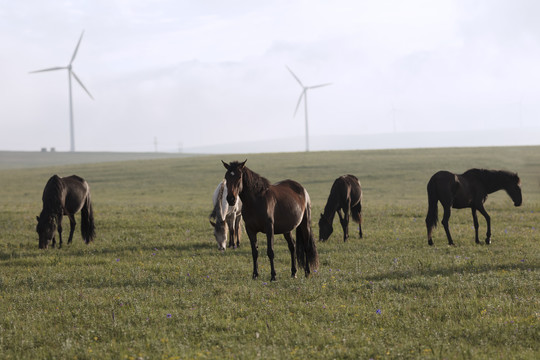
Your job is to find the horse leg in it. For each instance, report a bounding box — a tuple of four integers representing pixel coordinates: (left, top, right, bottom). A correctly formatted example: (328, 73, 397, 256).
(56, 215, 63, 248)
(283, 232, 297, 278)
(227, 220, 235, 249)
(265, 221, 276, 281)
(441, 206, 455, 246)
(234, 215, 242, 248)
(338, 206, 350, 242)
(477, 205, 491, 244)
(355, 203, 363, 239)
(471, 208, 480, 244)
(68, 214, 76, 245)
(246, 228, 259, 279)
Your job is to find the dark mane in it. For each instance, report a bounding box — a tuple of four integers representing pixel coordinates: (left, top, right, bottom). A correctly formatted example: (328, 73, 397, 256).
(464, 168, 519, 191)
(41, 175, 65, 214)
(240, 164, 271, 195)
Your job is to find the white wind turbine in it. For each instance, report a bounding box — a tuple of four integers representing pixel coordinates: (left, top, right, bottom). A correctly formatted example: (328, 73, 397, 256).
(30, 31, 94, 152)
(287, 66, 331, 152)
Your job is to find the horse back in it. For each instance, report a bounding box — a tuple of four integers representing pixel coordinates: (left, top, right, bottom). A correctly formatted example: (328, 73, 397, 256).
(251, 179, 308, 234)
(60, 175, 90, 214)
(333, 175, 361, 207)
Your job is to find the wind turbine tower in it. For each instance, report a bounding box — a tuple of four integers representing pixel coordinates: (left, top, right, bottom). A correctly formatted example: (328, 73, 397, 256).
(30, 31, 93, 152)
(287, 66, 331, 152)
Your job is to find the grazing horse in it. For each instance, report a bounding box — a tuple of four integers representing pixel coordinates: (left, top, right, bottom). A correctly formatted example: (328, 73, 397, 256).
(209, 180, 242, 251)
(36, 175, 95, 249)
(222, 160, 319, 281)
(425, 169, 522, 246)
(319, 174, 363, 242)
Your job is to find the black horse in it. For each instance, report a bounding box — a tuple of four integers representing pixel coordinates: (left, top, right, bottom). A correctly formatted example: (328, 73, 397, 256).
(425, 169, 522, 246)
(222, 160, 319, 281)
(319, 174, 363, 242)
(36, 175, 95, 249)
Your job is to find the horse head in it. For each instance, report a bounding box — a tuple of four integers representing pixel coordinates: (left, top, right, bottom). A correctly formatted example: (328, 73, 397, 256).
(506, 174, 522, 207)
(36, 215, 56, 249)
(210, 218, 228, 251)
(222, 160, 246, 206)
(318, 214, 333, 241)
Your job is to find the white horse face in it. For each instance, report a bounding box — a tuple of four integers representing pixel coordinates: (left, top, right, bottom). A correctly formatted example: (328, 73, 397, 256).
(213, 222, 228, 251)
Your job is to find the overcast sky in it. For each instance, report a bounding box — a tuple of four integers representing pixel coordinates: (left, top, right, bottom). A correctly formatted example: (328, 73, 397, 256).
(1, 0, 539, 152)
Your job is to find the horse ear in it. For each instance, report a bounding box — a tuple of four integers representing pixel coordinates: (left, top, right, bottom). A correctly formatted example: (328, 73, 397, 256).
(221, 160, 230, 170)
(209, 219, 216, 228)
(36, 216, 40, 222)
(239, 159, 247, 169)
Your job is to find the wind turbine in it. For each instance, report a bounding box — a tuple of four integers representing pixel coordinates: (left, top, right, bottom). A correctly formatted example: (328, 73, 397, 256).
(30, 31, 93, 152)
(287, 66, 331, 152)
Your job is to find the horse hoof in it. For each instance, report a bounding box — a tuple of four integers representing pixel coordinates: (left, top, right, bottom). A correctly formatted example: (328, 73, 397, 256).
(252, 274, 258, 280)
(485, 239, 491, 245)
(428, 239, 434, 246)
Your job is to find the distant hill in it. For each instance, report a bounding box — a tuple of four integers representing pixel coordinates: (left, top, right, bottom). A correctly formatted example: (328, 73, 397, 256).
(183, 129, 540, 154)
(0, 151, 200, 170)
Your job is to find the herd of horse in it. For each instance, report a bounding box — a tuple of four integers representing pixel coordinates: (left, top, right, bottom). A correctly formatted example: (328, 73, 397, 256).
(36, 160, 522, 280)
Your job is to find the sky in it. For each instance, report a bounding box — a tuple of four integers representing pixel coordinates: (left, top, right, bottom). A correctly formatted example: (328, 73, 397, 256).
(1, 0, 539, 153)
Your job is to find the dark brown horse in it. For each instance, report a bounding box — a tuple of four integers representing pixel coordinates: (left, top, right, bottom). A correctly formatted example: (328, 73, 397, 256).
(222, 160, 319, 281)
(36, 175, 95, 249)
(425, 169, 522, 246)
(319, 174, 363, 242)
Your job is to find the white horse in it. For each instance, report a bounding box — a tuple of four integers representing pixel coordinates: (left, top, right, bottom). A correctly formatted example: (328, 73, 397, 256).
(209, 180, 242, 251)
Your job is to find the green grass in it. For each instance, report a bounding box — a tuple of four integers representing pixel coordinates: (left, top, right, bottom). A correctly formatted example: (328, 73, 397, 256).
(0, 147, 539, 359)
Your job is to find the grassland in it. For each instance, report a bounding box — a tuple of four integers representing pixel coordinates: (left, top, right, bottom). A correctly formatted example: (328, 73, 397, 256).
(0, 147, 538, 359)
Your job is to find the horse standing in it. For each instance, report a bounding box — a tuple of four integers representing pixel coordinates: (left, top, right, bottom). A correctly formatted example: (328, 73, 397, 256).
(209, 180, 242, 251)
(319, 174, 363, 242)
(222, 160, 319, 281)
(425, 169, 522, 246)
(36, 175, 95, 249)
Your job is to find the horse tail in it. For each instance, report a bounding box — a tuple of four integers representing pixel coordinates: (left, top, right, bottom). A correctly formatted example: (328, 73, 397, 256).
(425, 175, 439, 234)
(351, 198, 362, 225)
(81, 192, 95, 244)
(296, 191, 319, 274)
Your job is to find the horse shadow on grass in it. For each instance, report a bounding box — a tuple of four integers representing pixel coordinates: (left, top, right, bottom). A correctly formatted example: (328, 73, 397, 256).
(363, 262, 539, 284)
(0, 241, 216, 264)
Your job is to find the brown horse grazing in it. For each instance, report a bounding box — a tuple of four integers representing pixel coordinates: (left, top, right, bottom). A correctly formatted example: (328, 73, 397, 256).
(222, 160, 319, 281)
(319, 174, 363, 242)
(425, 169, 522, 246)
(36, 175, 95, 249)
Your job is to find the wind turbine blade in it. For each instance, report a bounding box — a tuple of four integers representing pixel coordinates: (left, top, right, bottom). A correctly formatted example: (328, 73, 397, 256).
(70, 30, 85, 65)
(294, 91, 306, 117)
(71, 70, 94, 100)
(308, 82, 332, 89)
(286, 66, 304, 87)
(29, 66, 67, 73)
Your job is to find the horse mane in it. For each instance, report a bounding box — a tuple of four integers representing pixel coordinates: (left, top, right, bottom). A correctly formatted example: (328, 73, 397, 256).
(210, 181, 226, 224)
(41, 175, 65, 213)
(322, 181, 341, 221)
(465, 168, 519, 191)
(240, 164, 271, 195)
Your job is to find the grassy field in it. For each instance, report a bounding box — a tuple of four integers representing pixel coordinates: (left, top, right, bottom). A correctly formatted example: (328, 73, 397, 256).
(0, 147, 538, 359)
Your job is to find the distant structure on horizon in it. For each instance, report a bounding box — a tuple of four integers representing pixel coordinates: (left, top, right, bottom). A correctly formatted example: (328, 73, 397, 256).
(30, 31, 94, 152)
(287, 66, 331, 152)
